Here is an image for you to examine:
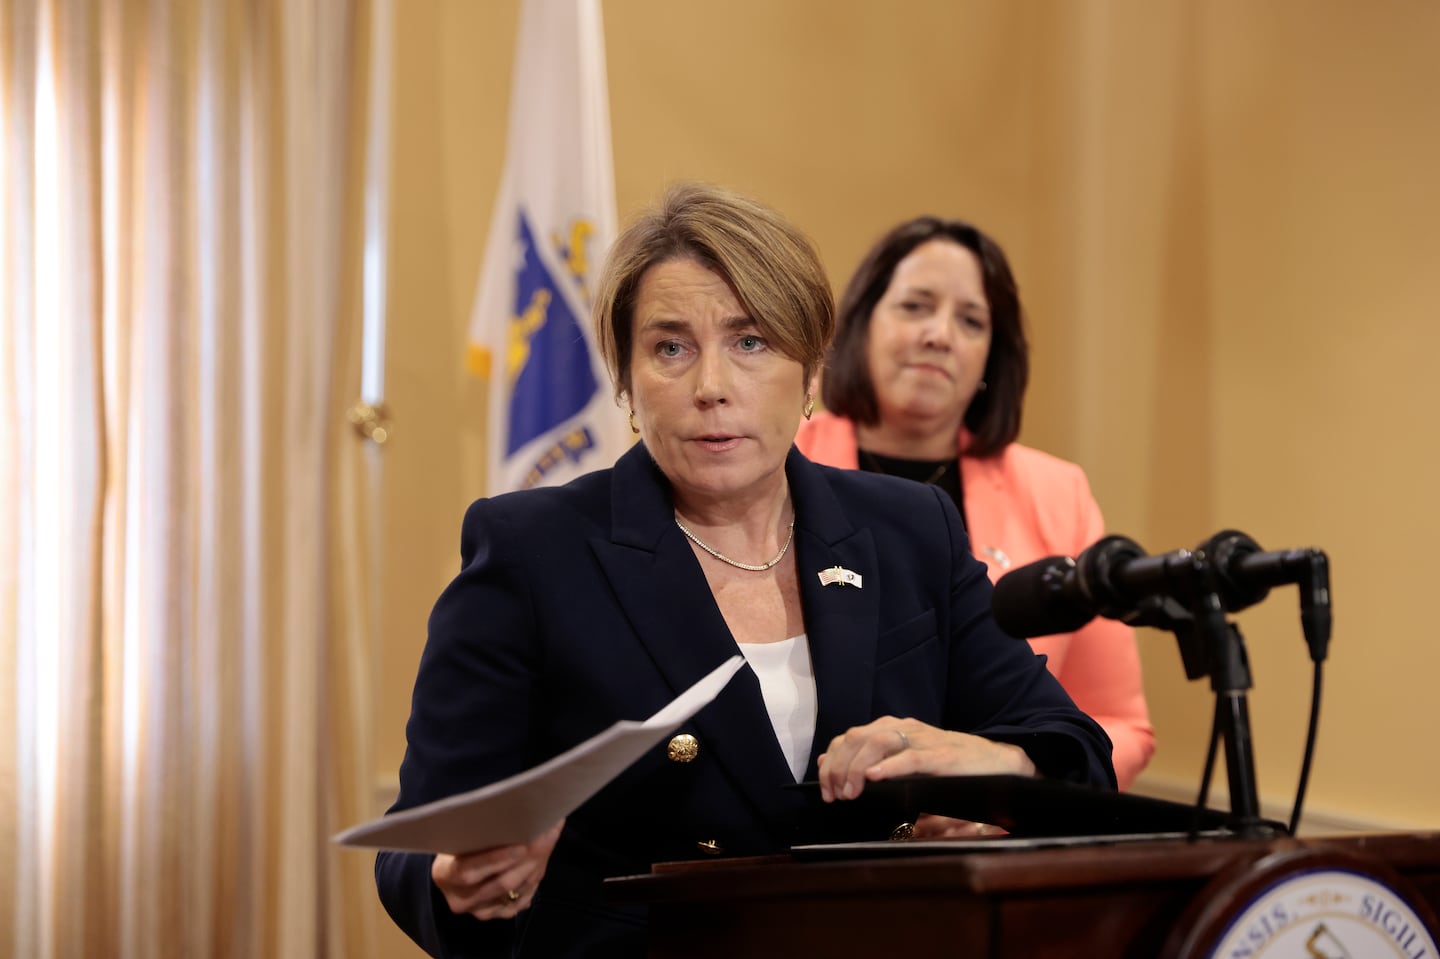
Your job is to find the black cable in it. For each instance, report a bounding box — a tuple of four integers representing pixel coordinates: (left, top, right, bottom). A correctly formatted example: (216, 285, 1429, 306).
(1188, 698, 1224, 841)
(1288, 661, 1323, 836)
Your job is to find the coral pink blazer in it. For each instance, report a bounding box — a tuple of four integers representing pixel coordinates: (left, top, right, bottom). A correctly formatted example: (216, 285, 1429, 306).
(795, 412, 1155, 789)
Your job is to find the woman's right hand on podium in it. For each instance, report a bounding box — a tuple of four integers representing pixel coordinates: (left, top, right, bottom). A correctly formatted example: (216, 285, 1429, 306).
(817, 716, 1036, 803)
(431, 819, 564, 921)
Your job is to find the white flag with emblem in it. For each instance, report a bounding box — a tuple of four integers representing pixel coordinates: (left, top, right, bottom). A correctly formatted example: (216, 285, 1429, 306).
(467, 0, 628, 494)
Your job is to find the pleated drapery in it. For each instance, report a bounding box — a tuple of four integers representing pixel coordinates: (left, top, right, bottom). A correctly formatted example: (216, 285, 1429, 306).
(1, 2, 383, 956)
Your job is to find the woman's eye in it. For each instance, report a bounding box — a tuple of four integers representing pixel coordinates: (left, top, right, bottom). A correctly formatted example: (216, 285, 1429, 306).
(899, 301, 927, 315)
(657, 341, 684, 357)
(738, 335, 765, 352)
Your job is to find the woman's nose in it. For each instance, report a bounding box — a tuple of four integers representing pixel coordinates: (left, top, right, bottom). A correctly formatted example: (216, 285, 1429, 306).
(920, 315, 955, 351)
(693, 351, 729, 405)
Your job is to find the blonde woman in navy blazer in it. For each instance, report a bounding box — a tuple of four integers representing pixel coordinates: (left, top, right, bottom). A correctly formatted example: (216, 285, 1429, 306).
(376, 184, 1115, 958)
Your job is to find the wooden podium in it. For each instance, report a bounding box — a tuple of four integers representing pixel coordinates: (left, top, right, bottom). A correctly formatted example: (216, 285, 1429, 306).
(607, 832, 1440, 958)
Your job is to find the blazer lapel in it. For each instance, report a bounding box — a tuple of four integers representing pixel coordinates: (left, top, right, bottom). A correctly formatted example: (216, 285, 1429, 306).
(786, 449, 881, 777)
(589, 444, 804, 827)
(959, 442, 1011, 575)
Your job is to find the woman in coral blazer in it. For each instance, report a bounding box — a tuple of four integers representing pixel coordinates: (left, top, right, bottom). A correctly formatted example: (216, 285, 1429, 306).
(795, 216, 1155, 789)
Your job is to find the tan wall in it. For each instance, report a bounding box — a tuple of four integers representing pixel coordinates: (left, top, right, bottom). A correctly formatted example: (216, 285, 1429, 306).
(379, 0, 1440, 845)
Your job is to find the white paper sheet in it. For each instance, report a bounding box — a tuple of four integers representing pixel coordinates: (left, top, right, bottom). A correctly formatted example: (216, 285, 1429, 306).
(334, 655, 745, 854)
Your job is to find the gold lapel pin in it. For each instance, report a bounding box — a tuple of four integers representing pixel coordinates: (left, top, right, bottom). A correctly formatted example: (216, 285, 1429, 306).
(818, 566, 863, 588)
(981, 546, 1012, 570)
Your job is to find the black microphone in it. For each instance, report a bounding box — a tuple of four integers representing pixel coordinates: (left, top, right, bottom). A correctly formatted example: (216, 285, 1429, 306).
(991, 535, 1205, 639)
(987, 554, 1092, 638)
(1077, 535, 1206, 620)
(1201, 530, 1332, 662)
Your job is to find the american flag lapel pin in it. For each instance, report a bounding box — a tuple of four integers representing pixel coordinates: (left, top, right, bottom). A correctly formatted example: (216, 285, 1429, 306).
(817, 566, 863, 589)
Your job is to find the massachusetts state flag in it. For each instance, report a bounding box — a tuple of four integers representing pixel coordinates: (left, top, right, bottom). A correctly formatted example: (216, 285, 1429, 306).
(467, 0, 629, 494)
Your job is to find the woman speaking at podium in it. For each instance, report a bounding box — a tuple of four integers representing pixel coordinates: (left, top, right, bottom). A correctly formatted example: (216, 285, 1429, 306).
(375, 184, 1115, 957)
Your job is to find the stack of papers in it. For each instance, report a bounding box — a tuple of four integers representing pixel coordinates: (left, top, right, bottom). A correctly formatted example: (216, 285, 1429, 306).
(334, 655, 744, 854)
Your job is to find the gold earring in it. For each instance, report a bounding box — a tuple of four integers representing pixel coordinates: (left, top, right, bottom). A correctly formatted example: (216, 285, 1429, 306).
(629, 409, 640, 434)
(803, 394, 815, 420)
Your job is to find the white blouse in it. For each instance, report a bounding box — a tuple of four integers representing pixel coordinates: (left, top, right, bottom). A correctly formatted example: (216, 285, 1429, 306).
(737, 634, 818, 782)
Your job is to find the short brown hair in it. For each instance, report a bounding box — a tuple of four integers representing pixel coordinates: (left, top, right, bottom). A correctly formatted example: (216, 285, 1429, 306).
(593, 182, 835, 401)
(821, 217, 1028, 458)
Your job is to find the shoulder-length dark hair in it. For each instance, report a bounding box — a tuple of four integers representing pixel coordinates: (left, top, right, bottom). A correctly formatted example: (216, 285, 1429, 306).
(821, 217, 1028, 458)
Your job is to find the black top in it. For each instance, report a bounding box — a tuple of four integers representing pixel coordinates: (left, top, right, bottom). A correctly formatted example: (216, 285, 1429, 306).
(858, 448, 967, 530)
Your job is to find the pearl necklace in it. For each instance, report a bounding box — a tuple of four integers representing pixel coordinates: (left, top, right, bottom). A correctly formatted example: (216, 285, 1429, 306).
(674, 516, 796, 572)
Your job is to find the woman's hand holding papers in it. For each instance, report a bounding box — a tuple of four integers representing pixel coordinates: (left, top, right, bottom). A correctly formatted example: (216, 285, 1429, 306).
(431, 819, 564, 920)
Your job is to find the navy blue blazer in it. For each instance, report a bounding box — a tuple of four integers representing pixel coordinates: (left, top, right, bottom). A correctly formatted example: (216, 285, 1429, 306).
(376, 443, 1115, 958)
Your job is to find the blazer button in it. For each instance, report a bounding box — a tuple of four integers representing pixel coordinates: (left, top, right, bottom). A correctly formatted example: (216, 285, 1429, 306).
(695, 839, 723, 855)
(667, 733, 699, 763)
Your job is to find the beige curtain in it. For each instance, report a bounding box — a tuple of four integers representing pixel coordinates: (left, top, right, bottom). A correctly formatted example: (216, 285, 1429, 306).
(0, 1, 381, 957)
